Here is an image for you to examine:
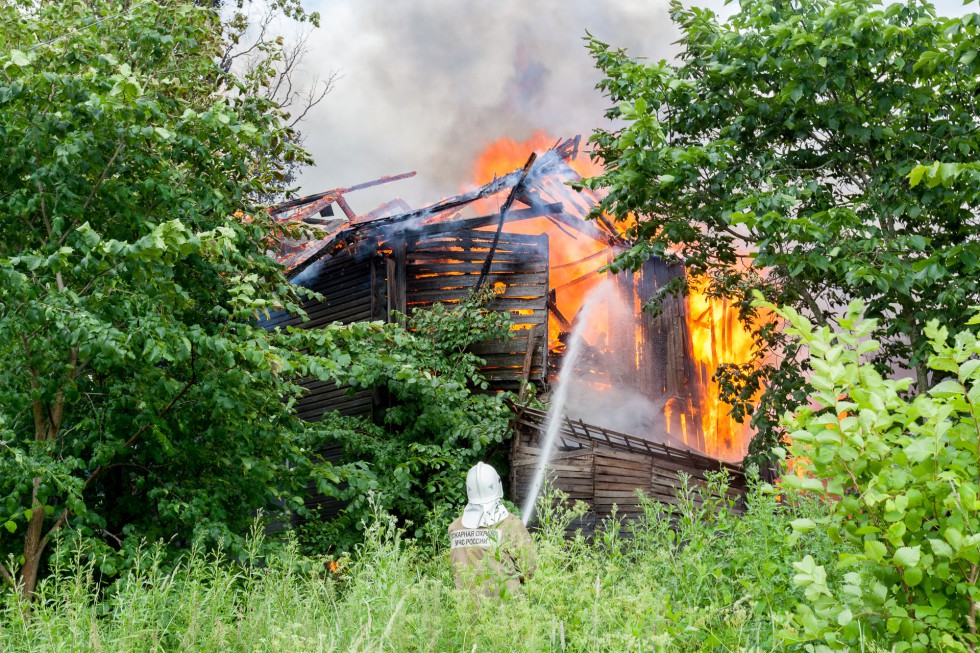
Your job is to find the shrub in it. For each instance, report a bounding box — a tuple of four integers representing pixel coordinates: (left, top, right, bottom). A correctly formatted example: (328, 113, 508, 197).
(778, 301, 980, 652)
(1, 478, 844, 651)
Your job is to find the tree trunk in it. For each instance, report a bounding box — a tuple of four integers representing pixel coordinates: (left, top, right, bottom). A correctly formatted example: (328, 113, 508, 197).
(21, 388, 64, 600)
(20, 489, 46, 599)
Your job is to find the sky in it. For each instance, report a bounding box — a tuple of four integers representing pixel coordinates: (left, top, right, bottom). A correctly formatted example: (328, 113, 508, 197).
(290, 0, 974, 213)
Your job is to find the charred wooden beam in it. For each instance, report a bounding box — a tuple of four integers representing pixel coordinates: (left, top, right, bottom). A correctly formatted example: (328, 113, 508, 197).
(553, 266, 605, 293)
(553, 248, 612, 271)
(334, 193, 357, 220)
(475, 153, 538, 293)
(271, 171, 417, 214)
(414, 204, 563, 236)
(547, 295, 572, 331)
(518, 324, 538, 404)
(544, 209, 622, 247)
(544, 215, 578, 239)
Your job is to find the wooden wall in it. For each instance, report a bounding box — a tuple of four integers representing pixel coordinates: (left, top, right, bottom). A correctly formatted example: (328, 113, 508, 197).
(262, 243, 386, 423)
(260, 244, 386, 520)
(402, 229, 549, 389)
(510, 405, 746, 534)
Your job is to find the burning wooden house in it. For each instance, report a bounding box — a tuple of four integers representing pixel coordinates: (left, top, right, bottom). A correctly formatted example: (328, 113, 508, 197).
(264, 136, 752, 523)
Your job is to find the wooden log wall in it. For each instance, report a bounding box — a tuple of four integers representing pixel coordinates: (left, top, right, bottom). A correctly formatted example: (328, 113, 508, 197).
(637, 259, 706, 451)
(510, 405, 746, 535)
(403, 229, 549, 389)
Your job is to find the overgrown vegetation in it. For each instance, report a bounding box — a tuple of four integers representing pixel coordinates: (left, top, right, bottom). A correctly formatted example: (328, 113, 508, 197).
(5, 0, 980, 650)
(0, 481, 843, 652)
(0, 0, 509, 597)
(0, 0, 325, 598)
(297, 292, 517, 551)
(778, 301, 980, 652)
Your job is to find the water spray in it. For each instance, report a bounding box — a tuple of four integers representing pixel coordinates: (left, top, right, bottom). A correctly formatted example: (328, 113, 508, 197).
(520, 280, 611, 525)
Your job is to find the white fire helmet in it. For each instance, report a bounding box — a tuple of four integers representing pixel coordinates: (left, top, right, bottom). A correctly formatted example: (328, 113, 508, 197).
(461, 462, 510, 529)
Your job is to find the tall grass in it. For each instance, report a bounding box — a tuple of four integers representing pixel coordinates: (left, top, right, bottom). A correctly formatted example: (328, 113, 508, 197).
(0, 475, 860, 652)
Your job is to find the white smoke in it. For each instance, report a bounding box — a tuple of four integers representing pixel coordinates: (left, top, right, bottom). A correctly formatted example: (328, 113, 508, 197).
(557, 279, 685, 448)
(293, 0, 970, 214)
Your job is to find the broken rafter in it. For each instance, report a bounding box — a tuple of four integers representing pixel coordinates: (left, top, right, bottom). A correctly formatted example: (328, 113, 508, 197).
(271, 171, 417, 214)
(552, 265, 606, 293)
(360, 198, 414, 223)
(542, 207, 622, 247)
(547, 297, 572, 331)
(346, 167, 530, 234)
(334, 194, 357, 220)
(552, 248, 612, 271)
(475, 153, 537, 293)
(415, 204, 563, 237)
(544, 215, 578, 239)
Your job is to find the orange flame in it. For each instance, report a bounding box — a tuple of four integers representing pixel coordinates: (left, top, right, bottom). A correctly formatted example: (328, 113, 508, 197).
(470, 131, 610, 350)
(686, 278, 758, 459)
(468, 133, 755, 461)
(471, 130, 603, 185)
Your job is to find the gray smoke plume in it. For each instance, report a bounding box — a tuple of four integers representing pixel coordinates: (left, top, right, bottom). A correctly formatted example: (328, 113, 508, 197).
(294, 0, 682, 211)
(293, 0, 970, 211)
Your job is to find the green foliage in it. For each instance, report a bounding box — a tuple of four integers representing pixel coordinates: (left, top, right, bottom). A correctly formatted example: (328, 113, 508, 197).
(297, 295, 515, 551)
(777, 301, 980, 651)
(0, 0, 339, 594)
(582, 0, 980, 457)
(0, 479, 847, 651)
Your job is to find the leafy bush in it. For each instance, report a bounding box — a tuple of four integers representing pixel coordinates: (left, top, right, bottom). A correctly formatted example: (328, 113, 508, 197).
(296, 293, 515, 551)
(582, 0, 980, 460)
(0, 0, 337, 598)
(778, 301, 980, 651)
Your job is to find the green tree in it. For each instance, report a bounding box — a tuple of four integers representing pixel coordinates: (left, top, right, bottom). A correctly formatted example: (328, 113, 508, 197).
(0, 0, 342, 597)
(583, 0, 980, 457)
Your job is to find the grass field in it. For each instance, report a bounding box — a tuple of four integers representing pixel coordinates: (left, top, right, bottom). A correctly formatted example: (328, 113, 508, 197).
(0, 477, 860, 652)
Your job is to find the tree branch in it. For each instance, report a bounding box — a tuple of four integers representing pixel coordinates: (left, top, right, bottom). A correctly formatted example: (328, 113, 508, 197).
(0, 560, 14, 589)
(123, 350, 197, 450)
(81, 141, 124, 214)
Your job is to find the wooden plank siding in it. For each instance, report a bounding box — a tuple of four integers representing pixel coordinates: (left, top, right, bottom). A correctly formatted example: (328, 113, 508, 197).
(510, 404, 746, 535)
(261, 243, 386, 424)
(404, 230, 549, 389)
(259, 245, 387, 523)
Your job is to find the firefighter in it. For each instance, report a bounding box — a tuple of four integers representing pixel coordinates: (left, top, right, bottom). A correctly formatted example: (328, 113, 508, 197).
(448, 462, 537, 598)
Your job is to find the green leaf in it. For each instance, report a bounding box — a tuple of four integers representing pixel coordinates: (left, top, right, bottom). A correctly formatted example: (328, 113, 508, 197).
(893, 546, 920, 568)
(930, 538, 953, 557)
(3, 521, 15, 534)
(9, 49, 29, 67)
(908, 165, 927, 187)
(792, 518, 818, 532)
(865, 540, 888, 562)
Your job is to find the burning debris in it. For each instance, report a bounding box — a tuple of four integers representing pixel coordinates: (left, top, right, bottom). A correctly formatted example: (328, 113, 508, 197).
(267, 136, 755, 462)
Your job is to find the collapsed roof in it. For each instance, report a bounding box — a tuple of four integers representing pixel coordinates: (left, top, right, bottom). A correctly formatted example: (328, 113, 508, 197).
(269, 137, 626, 278)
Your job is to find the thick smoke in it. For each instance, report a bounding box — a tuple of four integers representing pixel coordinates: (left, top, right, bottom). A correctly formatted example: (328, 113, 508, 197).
(296, 0, 681, 211)
(294, 0, 970, 212)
